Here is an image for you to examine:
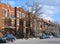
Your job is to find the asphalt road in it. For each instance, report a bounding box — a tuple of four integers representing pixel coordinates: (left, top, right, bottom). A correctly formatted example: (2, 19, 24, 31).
(1, 38, 60, 44)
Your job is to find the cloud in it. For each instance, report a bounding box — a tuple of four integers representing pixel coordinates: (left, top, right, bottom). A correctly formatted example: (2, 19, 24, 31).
(40, 5, 57, 22)
(40, 14, 54, 22)
(8, 1, 16, 7)
(43, 5, 56, 15)
(30, 0, 60, 6)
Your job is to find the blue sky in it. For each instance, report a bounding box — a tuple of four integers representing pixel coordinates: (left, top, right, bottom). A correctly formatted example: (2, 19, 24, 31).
(1, 0, 60, 22)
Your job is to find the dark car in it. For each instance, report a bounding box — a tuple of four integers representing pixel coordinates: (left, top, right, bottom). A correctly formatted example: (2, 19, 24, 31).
(40, 33, 47, 39)
(0, 37, 7, 43)
(0, 34, 16, 43)
(40, 33, 53, 39)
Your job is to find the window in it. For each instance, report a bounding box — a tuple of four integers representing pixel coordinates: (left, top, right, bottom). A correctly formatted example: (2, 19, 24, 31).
(17, 11, 21, 17)
(7, 19, 11, 26)
(44, 22, 48, 25)
(7, 9, 10, 17)
(20, 12, 21, 17)
(34, 19, 36, 22)
(10, 12, 15, 18)
(22, 13, 25, 18)
(4, 19, 11, 26)
(5, 9, 8, 17)
(11, 20, 14, 27)
(24, 21, 26, 27)
(26, 22, 29, 27)
(2, 8, 6, 16)
(2, 19, 5, 25)
(20, 20, 23, 26)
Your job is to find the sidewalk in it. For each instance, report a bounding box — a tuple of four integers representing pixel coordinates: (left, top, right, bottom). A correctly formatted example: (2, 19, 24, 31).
(16, 38, 38, 41)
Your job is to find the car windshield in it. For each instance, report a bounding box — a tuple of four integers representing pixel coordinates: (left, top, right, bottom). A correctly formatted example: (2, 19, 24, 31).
(1, 34, 14, 38)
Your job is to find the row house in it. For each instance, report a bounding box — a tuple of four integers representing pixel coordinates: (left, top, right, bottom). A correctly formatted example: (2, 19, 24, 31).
(0, 2, 29, 38)
(0, 2, 51, 38)
(15, 7, 28, 38)
(0, 2, 15, 36)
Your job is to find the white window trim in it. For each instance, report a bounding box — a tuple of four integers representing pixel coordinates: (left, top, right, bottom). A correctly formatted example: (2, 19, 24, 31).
(2, 19, 4, 25)
(24, 21, 26, 27)
(22, 13, 25, 18)
(17, 11, 21, 18)
(2, 8, 7, 16)
(6, 9, 10, 17)
(17, 19, 19, 25)
(10, 11, 15, 19)
(19, 12, 21, 17)
(6, 9, 8, 17)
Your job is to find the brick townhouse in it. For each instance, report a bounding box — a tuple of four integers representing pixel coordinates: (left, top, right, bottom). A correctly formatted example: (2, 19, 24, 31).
(0, 2, 50, 38)
(0, 2, 30, 38)
(0, 2, 15, 37)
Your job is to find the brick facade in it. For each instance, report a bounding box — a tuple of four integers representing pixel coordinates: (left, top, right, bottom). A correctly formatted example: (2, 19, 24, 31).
(0, 2, 50, 38)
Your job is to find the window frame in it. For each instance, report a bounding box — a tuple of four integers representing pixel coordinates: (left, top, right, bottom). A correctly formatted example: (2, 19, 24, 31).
(17, 11, 21, 18)
(2, 8, 7, 16)
(22, 13, 25, 18)
(10, 11, 15, 18)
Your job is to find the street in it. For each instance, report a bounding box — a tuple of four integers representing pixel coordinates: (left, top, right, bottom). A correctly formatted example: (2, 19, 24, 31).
(2, 38, 60, 44)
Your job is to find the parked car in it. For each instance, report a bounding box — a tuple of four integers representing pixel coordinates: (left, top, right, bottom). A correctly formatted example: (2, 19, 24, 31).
(54, 33, 60, 38)
(39, 33, 53, 39)
(46, 34, 53, 38)
(40, 33, 47, 39)
(0, 37, 7, 43)
(0, 34, 16, 43)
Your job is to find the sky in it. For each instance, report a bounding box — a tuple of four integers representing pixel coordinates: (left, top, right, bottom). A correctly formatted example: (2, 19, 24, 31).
(1, 0, 60, 22)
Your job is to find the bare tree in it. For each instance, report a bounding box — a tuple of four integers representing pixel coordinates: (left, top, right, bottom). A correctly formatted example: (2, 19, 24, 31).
(25, 1, 43, 16)
(25, 1, 43, 37)
(54, 21, 60, 33)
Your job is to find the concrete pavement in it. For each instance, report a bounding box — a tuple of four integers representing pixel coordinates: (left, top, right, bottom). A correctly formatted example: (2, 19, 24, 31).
(1, 38, 60, 44)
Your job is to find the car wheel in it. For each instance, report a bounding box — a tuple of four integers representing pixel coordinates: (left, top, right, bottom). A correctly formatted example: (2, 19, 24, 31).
(11, 39, 15, 42)
(5, 40, 8, 43)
